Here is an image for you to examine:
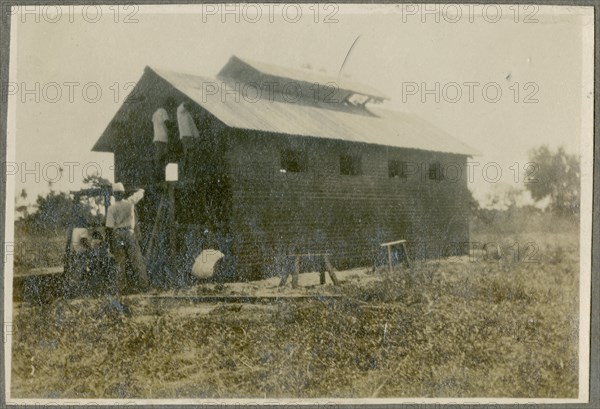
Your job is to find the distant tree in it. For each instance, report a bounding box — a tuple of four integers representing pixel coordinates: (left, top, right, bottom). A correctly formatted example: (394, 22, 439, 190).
(15, 189, 29, 219)
(525, 145, 580, 216)
(18, 174, 110, 231)
(27, 191, 73, 231)
(83, 173, 111, 189)
(486, 183, 525, 211)
(15, 205, 29, 219)
(83, 173, 112, 218)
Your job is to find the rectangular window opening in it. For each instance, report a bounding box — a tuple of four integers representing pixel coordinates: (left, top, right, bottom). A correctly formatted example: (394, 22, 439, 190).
(280, 149, 307, 173)
(340, 155, 362, 176)
(388, 160, 407, 179)
(429, 162, 444, 181)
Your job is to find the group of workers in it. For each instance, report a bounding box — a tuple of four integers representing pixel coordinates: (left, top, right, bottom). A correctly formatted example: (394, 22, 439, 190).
(71, 98, 206, 307)
(107, 98, 205, 297)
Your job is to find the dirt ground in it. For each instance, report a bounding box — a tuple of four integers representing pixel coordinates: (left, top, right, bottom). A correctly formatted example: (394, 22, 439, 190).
(9, 233, 580, 400)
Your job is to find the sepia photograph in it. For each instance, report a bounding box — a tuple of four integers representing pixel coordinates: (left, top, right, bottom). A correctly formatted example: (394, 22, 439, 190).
(1, 3, 595, 405)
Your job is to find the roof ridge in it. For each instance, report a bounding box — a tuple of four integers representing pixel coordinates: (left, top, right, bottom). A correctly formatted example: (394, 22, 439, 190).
(219, 55, 389, 100)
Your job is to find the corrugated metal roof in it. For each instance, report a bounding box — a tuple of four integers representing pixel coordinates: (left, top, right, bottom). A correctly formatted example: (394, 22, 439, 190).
(93, 65, 478, 156)
(220, 56, 390, 100)
(153, 68, 478, 156)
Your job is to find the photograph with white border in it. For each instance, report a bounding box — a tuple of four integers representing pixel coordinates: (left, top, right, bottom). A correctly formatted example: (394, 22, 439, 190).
(2, 3, 595, 405)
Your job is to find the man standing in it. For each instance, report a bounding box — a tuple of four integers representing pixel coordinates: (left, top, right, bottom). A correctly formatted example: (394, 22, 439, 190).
(152, 98, 176, 181)
(106, 182, 150, 295)
(177, 101, 200, 178)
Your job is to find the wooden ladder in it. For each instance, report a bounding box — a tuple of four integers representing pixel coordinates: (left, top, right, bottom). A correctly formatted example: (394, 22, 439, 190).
(144, 183, 177, 281)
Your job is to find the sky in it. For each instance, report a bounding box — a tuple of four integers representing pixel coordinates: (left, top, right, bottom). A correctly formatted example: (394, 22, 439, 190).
(7, 4, 594, 209)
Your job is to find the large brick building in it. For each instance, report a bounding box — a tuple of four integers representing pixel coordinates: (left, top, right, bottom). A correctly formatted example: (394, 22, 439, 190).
(93, 56, 477, 280)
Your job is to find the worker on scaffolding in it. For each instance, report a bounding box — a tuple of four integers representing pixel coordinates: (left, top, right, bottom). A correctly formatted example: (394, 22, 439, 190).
(152, 97, 177, 182)
(106, 182, 150, 299)
(177, 101, 201, 179)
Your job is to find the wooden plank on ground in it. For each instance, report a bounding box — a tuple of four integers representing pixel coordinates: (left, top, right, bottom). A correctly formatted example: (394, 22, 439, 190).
(142, 294, 342, 304)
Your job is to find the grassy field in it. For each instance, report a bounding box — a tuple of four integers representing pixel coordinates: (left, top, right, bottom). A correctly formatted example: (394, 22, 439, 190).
(11, 223, 67, 276)
(10, 219, 580, 399)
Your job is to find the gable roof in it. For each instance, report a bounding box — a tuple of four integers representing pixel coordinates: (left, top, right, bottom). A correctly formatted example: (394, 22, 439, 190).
(93, 63, 478, 156)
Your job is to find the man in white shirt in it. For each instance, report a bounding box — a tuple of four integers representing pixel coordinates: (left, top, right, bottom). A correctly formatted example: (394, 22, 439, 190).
(176, 101, 201, 177)
(106, 182, 149, 294)
(152, 98, 176, 181)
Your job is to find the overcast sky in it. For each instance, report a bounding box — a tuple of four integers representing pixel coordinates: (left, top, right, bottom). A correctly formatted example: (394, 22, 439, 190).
(7, 4, 594, 207)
